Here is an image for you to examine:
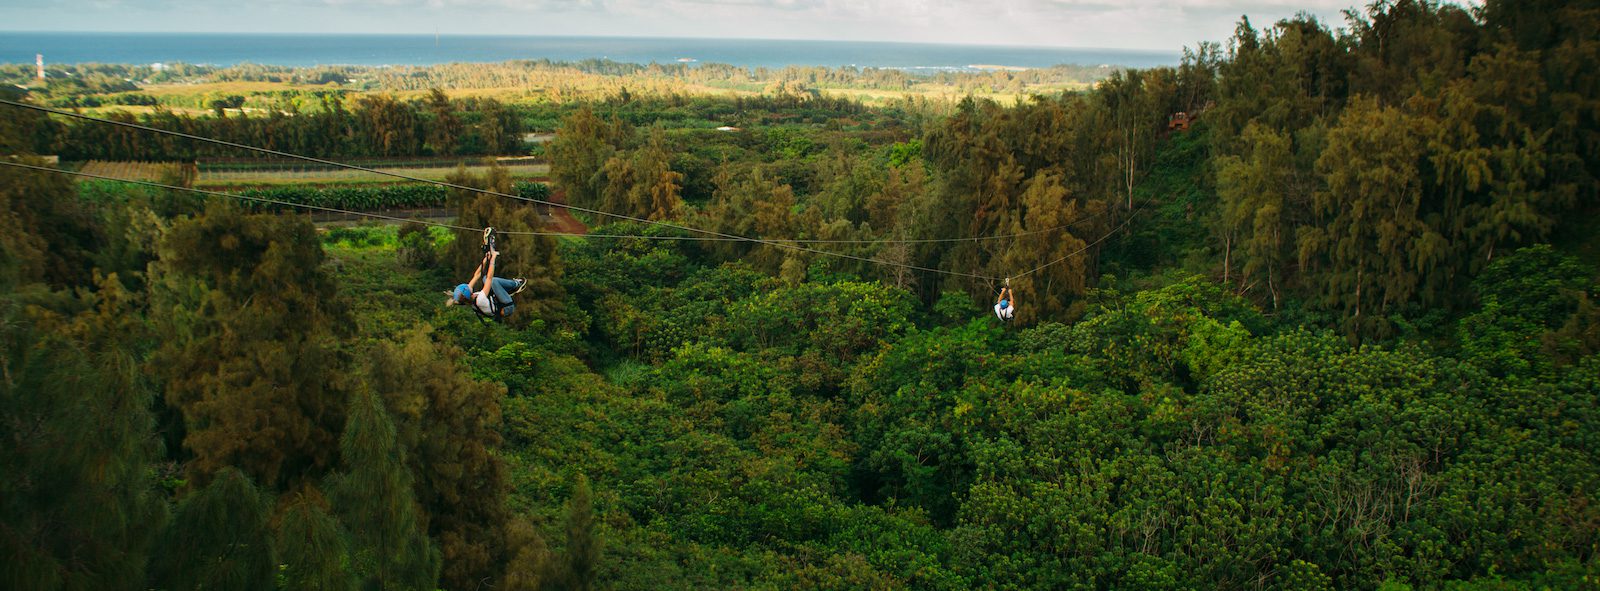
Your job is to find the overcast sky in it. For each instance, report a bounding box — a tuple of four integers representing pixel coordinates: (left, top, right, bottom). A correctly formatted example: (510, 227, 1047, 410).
(4, 0, 1479, 51)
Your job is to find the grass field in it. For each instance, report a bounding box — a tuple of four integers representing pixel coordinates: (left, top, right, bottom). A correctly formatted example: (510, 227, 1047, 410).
(78, 105, 215, 117)
(78, 160, 193, 182)
(140, 81, 338, 96)
(818, 84, 1091, 104)
(196, 162, 551, 187)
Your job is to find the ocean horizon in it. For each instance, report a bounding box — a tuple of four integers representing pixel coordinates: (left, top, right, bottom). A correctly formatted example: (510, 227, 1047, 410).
(0, 31, 1182, 71)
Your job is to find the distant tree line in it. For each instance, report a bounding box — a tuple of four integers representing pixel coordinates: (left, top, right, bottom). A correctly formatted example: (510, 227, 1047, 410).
(33, 88, 522, 160)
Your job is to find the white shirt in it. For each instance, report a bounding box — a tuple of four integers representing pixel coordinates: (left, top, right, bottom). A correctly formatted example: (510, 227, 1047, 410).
(473, 292, 496, 316)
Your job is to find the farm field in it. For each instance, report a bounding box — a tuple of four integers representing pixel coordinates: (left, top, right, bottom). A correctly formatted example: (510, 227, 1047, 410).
(195, 161, 550, 187)
(140, 81, 339, 97)
(77, 159, 194, 182)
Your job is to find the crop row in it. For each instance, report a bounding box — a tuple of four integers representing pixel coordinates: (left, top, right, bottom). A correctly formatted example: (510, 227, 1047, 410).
(238, 181, 550, 212)
(199, 158, 501, 172)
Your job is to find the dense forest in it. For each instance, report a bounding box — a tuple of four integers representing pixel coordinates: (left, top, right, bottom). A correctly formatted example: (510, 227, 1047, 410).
(3, 0, 1599, 590)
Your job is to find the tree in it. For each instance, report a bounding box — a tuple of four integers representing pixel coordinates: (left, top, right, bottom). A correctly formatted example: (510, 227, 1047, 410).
(1098, 69, 1165, 210)
(999, 172, 1093, 323)
(472, 97, 521, 155)
(0, 88, 61, 155)
(366, 325, 510, 591)
(329, 387, 441, 591)
(0, 286, 168, 591)
(1299, 97, 1443, 338)
(611, 127, 684, 221)
(147, 203, 350, 489)
(700, 166, 807, 274)
(502, 518, 552, 591)
(561, 473, 601, 591)
(1426, 47, 1564, 273)
(425, 88, 462, 156)
(356, 94, 423, 156)
(0, 160, 102, 289)
(148, 468, 276, 591)
(1215, 122, 1295, 307)
(549, 104, 630, 211)
(276, 495, 355, 591)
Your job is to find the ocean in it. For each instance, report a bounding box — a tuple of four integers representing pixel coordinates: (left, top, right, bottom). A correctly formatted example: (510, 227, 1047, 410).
(1, 32, 1180, 71)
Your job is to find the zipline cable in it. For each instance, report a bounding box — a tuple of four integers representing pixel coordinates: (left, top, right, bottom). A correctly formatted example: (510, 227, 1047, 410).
(1, 159, 487, 234)
(1, 98, 1100, 247)
(0, 159, 997, 280)
(1013, 193, 1154, 279)
(3, 100, 999, 279)
(9, 155, 1164, 286)
(2, 100, 1155, 282)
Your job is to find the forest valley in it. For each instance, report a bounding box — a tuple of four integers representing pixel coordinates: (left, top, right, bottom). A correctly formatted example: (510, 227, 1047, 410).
(3, 1, 1600, 590)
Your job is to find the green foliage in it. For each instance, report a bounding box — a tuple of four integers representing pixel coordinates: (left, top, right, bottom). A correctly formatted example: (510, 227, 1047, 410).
(1457, 245, 1600, 376)
(396, 220, 441, 269)
(561, 474, 602, 591)
(238, 181, 548, 213)
(549, 104, 630, 211)
(931, 290, 977, 326)
(365, 325, 510, 590)
(147, 203, 350, 489)
(148, 468, 276, 591)
(329, 387, 442, 591)
(722, 281, 917, 393)
(1470, 245, 1593, 327)
(886, 139, 922, 168)
(276, 496, 355, 591)
(0, 291, 168, 591)
(846, 321, 1003, 523)
(0, 159, 103, 288)
(321, 223, 398, 249)
(55, 91, 522, 160)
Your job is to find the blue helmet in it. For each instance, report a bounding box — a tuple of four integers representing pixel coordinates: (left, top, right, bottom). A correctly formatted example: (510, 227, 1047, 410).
(453, 284, 472, 302)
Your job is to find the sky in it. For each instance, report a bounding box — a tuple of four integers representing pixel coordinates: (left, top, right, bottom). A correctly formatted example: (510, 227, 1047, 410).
(3, 0, 1479, 51)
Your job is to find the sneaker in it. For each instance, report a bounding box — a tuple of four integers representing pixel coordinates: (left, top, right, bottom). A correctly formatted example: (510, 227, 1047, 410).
(510, 278, 528, 296)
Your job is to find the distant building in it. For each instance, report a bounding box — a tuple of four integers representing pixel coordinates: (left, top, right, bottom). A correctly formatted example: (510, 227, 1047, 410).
(152, 62, 168, 72)
(1168, 112, 1192, 132)
(716, 126, 741, 132)
(36, 54, 44, 80)
(4, 155, 58, 164)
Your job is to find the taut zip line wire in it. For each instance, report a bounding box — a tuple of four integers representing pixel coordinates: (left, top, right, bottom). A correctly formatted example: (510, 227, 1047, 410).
(1014, 192, 1154, 279)
(0, 159, 996, 280)
(2, 99, 999, 278)
(1, 159, 487, 234)
(1, 99, 1152, 281)
(0, 99, 1100, 246)
(6, 158, 1155, 285)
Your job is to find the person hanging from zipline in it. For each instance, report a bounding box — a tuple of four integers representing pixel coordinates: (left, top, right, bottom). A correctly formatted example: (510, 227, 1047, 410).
(994, 284, 1016, 322)
(446, 227, 526, 322)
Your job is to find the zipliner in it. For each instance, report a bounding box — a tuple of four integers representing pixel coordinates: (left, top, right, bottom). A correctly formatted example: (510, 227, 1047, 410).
(446, 227, 526, 322)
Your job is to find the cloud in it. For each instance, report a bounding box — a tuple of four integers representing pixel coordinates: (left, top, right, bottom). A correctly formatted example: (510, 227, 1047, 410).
(5, 0, 1483, 50)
